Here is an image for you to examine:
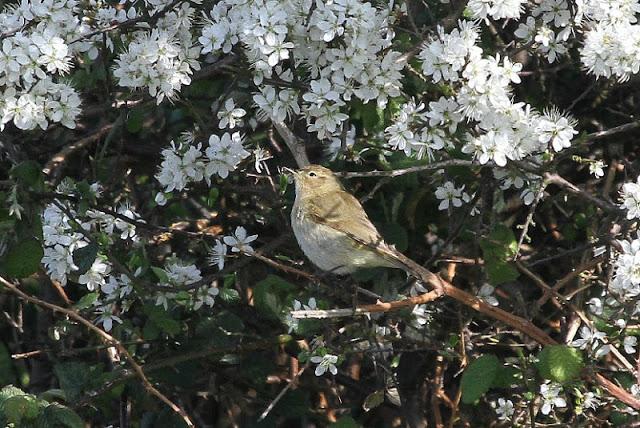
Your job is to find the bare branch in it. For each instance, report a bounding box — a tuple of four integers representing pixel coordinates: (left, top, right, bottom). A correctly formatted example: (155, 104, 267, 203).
(544, 172, 622, 214)
(272, 121, 310, 168)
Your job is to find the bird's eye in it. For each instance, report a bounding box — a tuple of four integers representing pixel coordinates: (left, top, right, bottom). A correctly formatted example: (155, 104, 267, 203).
(308, 171, 317, 177)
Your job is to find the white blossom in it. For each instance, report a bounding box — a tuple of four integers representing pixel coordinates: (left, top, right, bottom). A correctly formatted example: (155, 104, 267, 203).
(621, 177, 640, 219)
(310, 353, 339, 376)
(217, 98, 246, 129)
(223, 226, 258, 253)
(539, 382, 567, 415)
(624, 336, 638, 354)
(435, 181, 467, 210)
(493, 398, 515, 420)
(193, 286, 220, 310)
(208, 239, 228, 270)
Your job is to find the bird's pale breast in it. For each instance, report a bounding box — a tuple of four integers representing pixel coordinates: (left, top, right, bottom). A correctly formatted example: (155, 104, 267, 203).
(291, 202, 394, 274)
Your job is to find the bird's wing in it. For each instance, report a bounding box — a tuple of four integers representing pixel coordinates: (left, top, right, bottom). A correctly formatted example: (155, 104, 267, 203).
(305, 190, 388, 248)
(306, 190, 418, 271)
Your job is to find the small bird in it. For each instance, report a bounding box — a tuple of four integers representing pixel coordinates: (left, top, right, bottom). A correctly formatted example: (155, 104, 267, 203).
(288, 165, 555, 347)
(290, 164, 407, 275)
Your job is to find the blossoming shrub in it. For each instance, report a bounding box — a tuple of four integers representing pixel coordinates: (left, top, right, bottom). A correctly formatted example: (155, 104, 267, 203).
(2, 0, 640, 426)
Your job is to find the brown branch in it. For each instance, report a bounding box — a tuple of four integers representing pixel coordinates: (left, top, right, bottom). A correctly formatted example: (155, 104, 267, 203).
(583, 121, 640, 142)
(516, 262, 636, 374)
(543, 172, 621, 214)
(272, 122, 310, 168)
(338, 159, 476, 178)
(43, 123, 115, 182)
(0, 275, 195, 427)
(291, 289, 443, 319)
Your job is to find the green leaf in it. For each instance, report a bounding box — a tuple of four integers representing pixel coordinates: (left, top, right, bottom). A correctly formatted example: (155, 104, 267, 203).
(362, 390, 384, 412)
(41, 402, 84, 428)
(491, 366, 520, 388)
(0, 385, 25, 403)
(3, 394, 39, 423)
(461, 354, 500, 404)
(3, 239, 43, 279)
(144, 305, 181, 336)
(279, 173, 289, 194)
(254, 275, 296, 320)
(0, 342, 15, 385)
(53, 362, 92, 402)
(151, 266, 169, 283)
(74, 292, 99, 310)
(331, 416, 361, 428)
(126, 108, 144, 133)
(207, 188, 219, 208)
(219, 286, 240, 303)
(72, 242, 99, 275)
(38, 389, 67, 402)
(10, 161, 43, 189)
(480, 225, 519, 285)
(536, 345, 584, 383)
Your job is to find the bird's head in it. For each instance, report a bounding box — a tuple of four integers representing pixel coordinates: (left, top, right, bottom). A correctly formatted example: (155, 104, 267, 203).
(289, 165, 343, 196)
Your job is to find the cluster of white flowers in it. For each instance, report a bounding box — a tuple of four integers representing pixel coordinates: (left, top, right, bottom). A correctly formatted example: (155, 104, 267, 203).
(208, 226, 259, 270)
(579, 0, 640, 81)
(114, 25, 201, 103)
(384, 97, 460, 160)
(611, 233, 640, 300)
(0, 0, 84, 130)
(571, 325, 611, 358)
(48, 184, 139, 331)
(379, 20, 580, 204)
(514, 1, 573, 65)
(468, 0, 527, 21)
(199, 0, 403, 141)
(435, 181, 471, 211)
(387, 21, 579, 177)
(155, 131, 250, 198)
(506, 0, 640, 81)
(621, 176, 640, 219)
(42, 201, 96, 287)
(156, 260, 221, 311)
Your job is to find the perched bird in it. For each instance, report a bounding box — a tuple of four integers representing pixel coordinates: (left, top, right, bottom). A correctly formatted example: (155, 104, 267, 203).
(290, 164, 407, 275)
(288, 165, 555, 347)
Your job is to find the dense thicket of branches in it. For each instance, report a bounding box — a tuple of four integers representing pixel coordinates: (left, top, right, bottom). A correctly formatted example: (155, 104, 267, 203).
(2, 0, 640, 426)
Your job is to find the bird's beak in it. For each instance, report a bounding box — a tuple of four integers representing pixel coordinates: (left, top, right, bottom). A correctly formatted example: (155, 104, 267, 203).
(282, 167, 298, 177)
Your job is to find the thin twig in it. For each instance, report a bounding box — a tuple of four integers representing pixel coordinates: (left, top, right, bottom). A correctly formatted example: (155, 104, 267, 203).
(43, 123, 115, 182)
(514, 180, 549, 260)
(339, 159, 476, 178)
(583, 121, 640, 142)
(516, 262, 635, 373)
(291, 289, 443, 319)
(258, 365, 308, 421)
(544, 172, 621, 214)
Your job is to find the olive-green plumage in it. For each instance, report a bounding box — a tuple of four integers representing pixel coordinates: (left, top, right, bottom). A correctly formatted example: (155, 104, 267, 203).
(290, 165, 402, 274)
